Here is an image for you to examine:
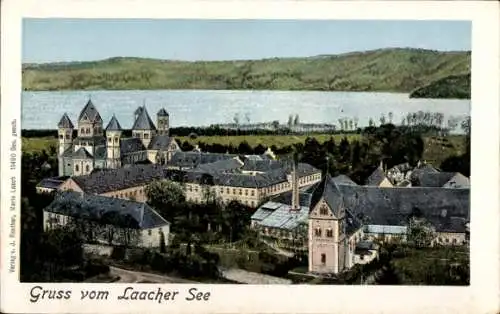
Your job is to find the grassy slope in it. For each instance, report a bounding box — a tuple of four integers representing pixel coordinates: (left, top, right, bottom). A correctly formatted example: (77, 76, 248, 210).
(409, 73, 471, 99)
(23, 48, 470, 92)
(23, 134, 465, 167)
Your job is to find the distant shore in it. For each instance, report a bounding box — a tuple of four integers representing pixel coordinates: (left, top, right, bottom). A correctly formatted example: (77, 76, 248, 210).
(22, 48, 470, 99)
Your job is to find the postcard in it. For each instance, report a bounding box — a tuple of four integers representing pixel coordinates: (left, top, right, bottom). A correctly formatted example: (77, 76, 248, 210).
(1, 1, 499, 313)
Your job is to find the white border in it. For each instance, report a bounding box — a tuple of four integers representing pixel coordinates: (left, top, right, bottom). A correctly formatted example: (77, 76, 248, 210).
(2, 1, 499, 313)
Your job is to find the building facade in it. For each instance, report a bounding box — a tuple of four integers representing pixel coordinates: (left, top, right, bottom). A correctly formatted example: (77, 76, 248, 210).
(57, 99, 180, 176)
(43, 191, 170, 248)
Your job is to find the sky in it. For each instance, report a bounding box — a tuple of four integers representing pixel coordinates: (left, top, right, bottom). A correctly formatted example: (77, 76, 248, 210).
(22, 19, 471, 63)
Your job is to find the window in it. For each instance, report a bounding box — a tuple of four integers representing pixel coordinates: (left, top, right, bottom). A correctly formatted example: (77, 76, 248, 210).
(320, 206, 329, 216)
(75, 165, 79, 172)
(315, 228, 322, 237)
(148, 230, 152, 236)
(321, 254, 326, 264)
(245, 190, 248, 196)
(251, 190, 255, 196)
(86, 128, 90, 134)
(144, 133, 149, 139)
(59, 135, 64, 139)
(114, 137, 119, 143)
(326, 229, 333, 237)
(227, 188, 230, 194)
(108, 137, 112, 143)
(85, 165, 90, 173)
(81, 128, 84, 134)
(220, 188, 224, 194)
(251, 201, 255, 207)
(233, 188, 236, 195)
(239, 189, 242, 195)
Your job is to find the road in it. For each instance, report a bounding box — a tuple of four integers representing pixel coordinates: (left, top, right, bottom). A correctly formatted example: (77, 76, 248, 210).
(109, 266, 197, 283)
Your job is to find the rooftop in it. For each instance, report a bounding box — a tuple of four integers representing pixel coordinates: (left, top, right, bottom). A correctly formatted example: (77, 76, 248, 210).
(44, 191, 169, 229)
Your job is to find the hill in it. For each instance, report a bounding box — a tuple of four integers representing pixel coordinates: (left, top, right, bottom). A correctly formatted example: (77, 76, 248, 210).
(22, 48, 471, 94)
(409, 73, 471, 99)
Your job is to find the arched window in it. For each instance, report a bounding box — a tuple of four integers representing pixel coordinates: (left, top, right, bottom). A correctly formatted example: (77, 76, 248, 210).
(326, 229, 333, 237)
(85, 165, 90, 173)
(320, 206, 329, 216)
(321, 254, 326, 264)
(75, 164, 79, 172)
(315, 228, 322, 237)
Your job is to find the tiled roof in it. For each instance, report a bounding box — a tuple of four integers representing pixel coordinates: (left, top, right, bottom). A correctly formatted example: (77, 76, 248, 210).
(157, 108, 169, 116)
(105, 115, 123, 131)
(194, 158, 244, 174)
(120, 138, 146, 155)
(71, 164, 168, 194)
(73, 147, 93, 159)
(37, 176, 70, 189)
(44, 191, 169, 229)
(241, 160, 284, 172)
(331, 174, 358, 186)
(254, 202, 310, 230)
(310, 175, 344, 217)
(410, 164, 439, 181)
(169, 152, 237, 169)
(147, 135, 175, 150)
(416, 172, 458, 187)
(78, 99, 102, 123)
(336, 184, 469, 233)
(132, 106, 156, 130)
(365, 166, 389, 186)
(58, 113, 74, 129)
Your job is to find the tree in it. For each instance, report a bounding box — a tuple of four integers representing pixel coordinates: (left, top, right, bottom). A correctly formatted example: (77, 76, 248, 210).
(379, 114, 387, 125)
(388, 112, 394, 124)
(338, 118, 344, 131)
(407, 217, 436, 248)
(294, 114, 300, 126)
(368, 118, 375, 127)
(287, 115, 294, 128)
(145, 180, 186, 221)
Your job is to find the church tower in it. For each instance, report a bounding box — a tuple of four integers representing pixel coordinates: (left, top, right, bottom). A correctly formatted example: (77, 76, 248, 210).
(105, 115, 123, 169)
(132, 105, 157, 148)
(308, 175, 346, 275)
(57, 113, 74, 156)
(157, 108, 170, 136)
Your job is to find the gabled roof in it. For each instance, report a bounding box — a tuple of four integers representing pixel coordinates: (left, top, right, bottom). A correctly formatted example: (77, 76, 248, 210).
(78, 99, 102, 123)
(58, 113, 74, 129)
(366, 165, 390, 186)
(71, 164, 168, 194)
(310, 175, 344, 217)
(157, 108, 169, 117)
(132, 106, 156, 130)
(73, 147, 93, 159)
(105, 115, 123, 131)
(44, 191, 169, 229)
(37, 176, 70, 189)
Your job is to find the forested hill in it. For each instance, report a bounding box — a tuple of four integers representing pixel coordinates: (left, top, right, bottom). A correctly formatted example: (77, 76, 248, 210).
(22, 48, 470, 94)
(409, 73, 471, 99)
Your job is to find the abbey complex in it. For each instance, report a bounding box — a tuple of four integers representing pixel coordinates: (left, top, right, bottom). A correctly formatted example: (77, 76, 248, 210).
(38, 100, 470, 276)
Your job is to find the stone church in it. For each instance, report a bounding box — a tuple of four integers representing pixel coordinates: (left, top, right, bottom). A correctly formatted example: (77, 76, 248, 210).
(57, 99, 180, 176)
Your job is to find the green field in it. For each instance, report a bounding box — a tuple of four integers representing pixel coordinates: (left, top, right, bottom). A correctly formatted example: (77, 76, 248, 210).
(23, 48, 470, 93)
(22, 134, 465, 167)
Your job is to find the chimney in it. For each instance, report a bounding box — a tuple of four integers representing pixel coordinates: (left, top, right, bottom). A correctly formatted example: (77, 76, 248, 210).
(291, 160, 300, 211)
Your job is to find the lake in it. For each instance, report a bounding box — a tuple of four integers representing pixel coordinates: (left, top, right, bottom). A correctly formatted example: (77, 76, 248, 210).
(21, 90, 470, 130)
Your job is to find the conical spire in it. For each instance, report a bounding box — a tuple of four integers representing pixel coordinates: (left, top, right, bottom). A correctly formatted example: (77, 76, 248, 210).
(105, 114, 123, 131)
(78, 98, 102, 122)
(157, 108, 169, 117)
(58, 113, 74, 128)
(132, 105, 156, 130)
